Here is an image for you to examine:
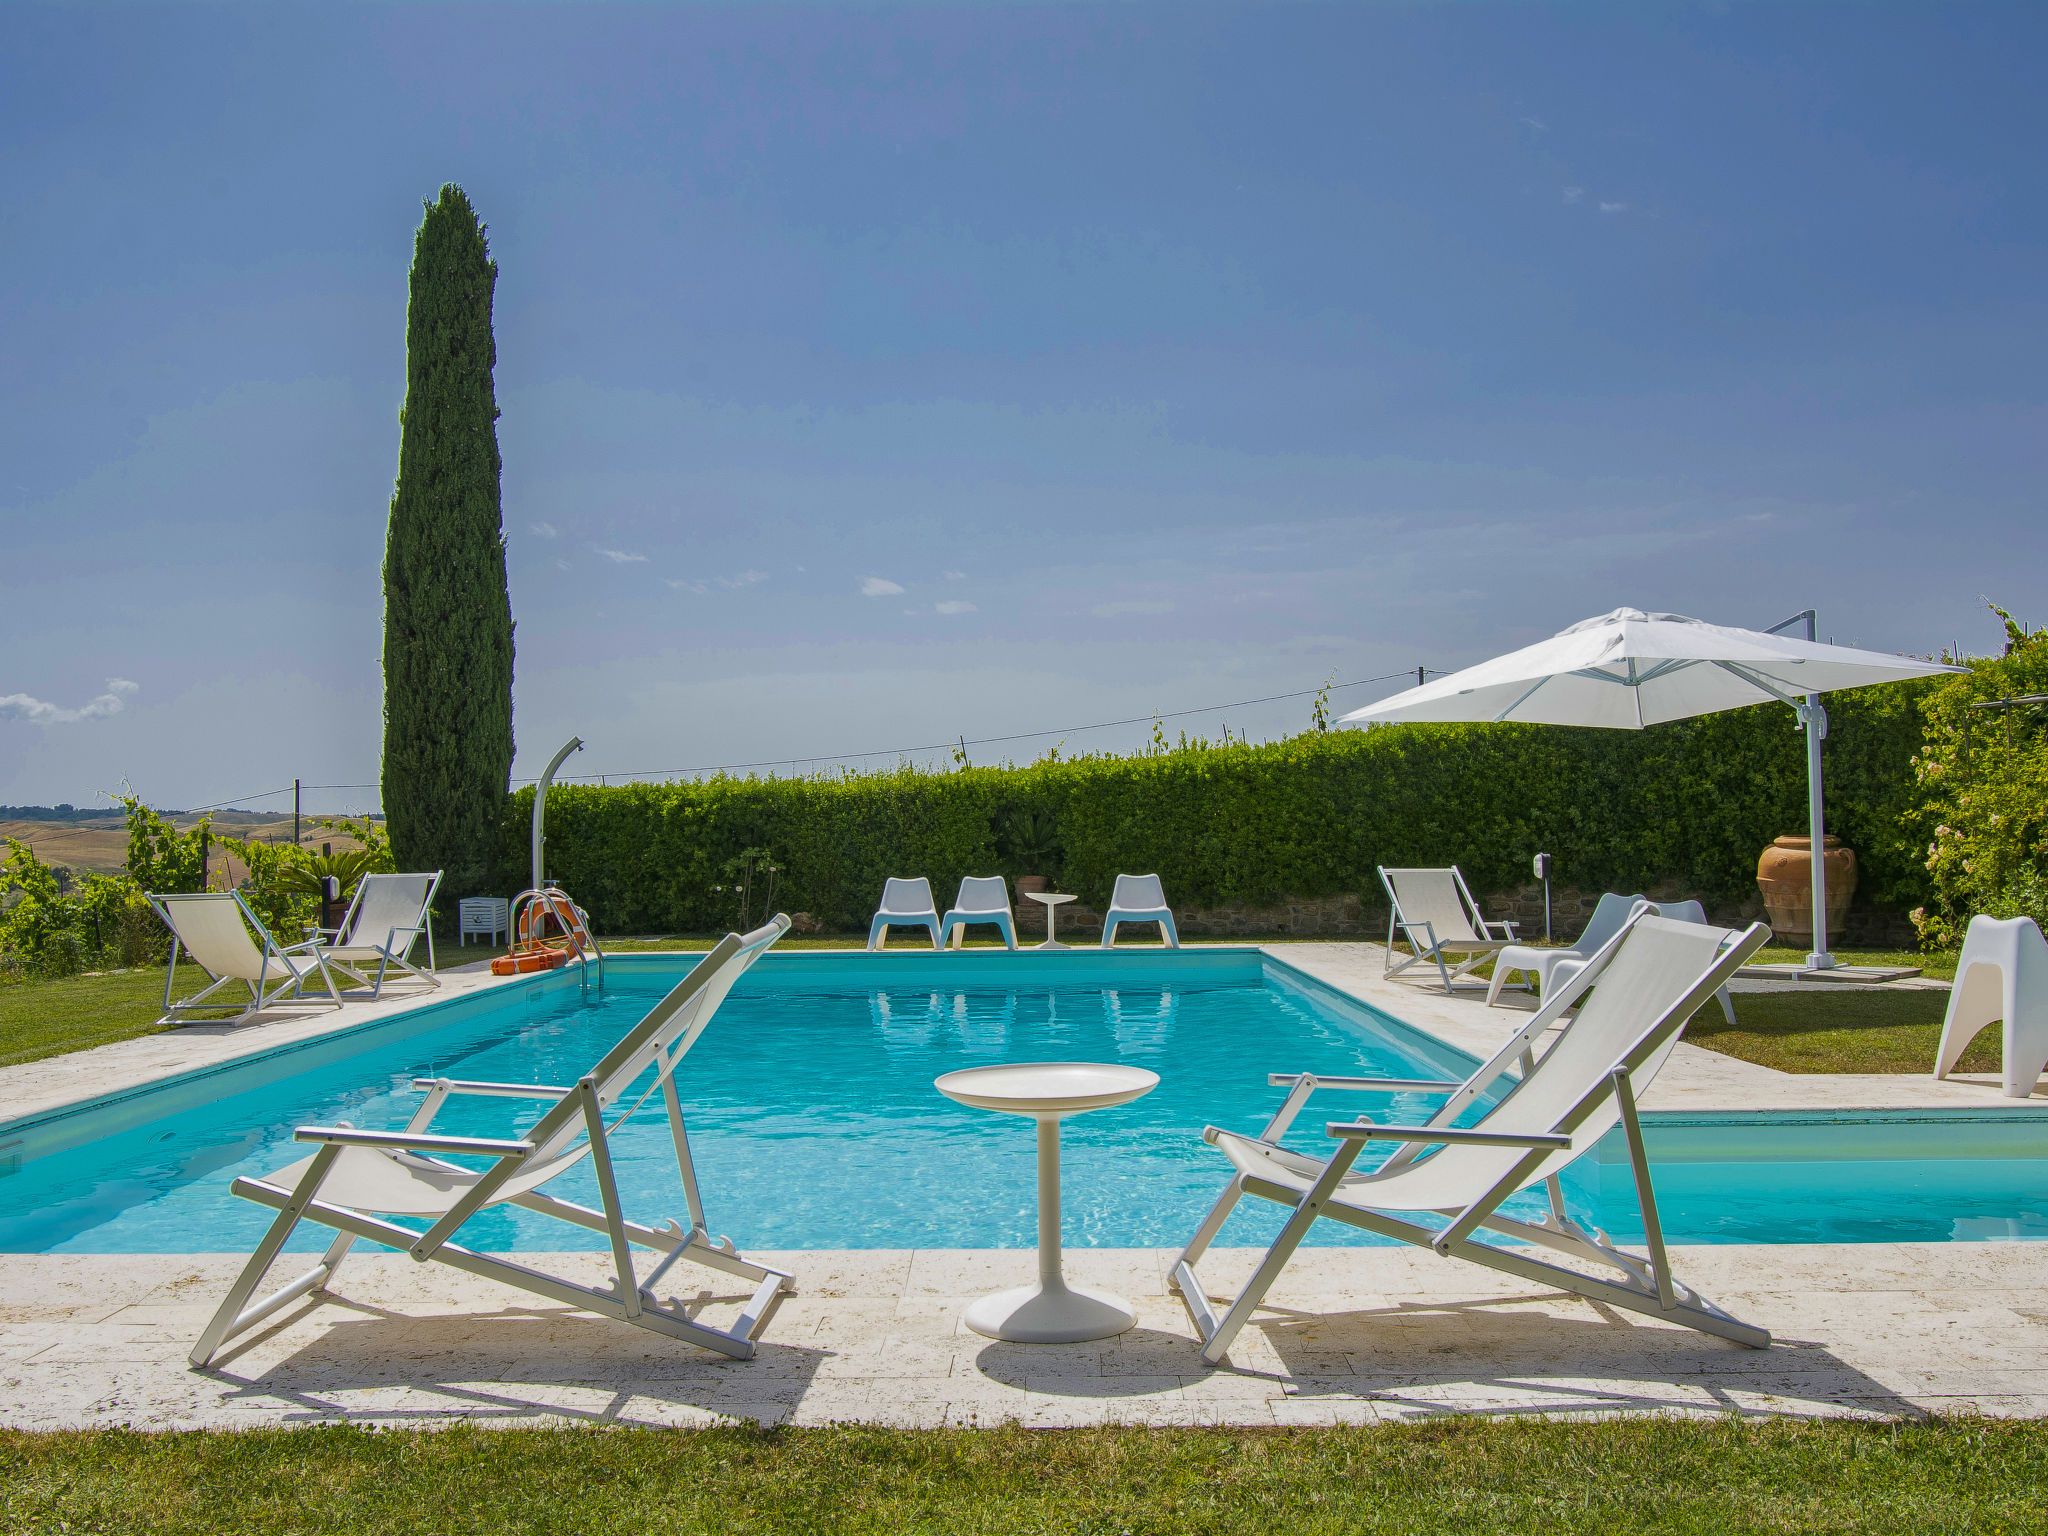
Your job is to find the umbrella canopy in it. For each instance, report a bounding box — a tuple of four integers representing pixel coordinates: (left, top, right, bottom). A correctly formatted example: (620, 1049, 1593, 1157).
(1340, 609, 1954, 729)
(1340, 608, 1961, 970)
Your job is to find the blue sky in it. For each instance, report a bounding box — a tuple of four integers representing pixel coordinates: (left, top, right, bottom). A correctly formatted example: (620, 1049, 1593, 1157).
(3, 2, 2043, 812)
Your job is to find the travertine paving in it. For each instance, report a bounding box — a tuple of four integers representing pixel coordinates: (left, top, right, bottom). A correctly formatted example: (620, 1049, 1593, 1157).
(4, 1243, 2045, 1429)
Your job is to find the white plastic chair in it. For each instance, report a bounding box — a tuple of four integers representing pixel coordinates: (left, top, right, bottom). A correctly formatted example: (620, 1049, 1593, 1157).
(1171, 912, 1773, 1363)
(316, 872, 441, 998)
(1539, 900, 1739, 1028)
(1378, 866, 1517, 992)
(191, 916, 796, 1368)
(1100, 873, 1181, 949)
(1935, 915, 2048, 1098)
(867, 877, 942, 950)
(939, 875, 1018, 950)
(148, 891, 344, 1026)
(1487, 892, 1647, 1005)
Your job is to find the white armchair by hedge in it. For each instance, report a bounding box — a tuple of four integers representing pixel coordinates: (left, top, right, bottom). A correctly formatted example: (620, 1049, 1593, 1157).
(1100, 873, 1180, 948)
(867, 877, 943, 950)
(939, 876, 1018, 950)
(1487, 892, 1647, 1006)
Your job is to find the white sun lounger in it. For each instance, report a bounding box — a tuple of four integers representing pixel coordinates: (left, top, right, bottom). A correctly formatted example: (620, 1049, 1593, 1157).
(868, 877, 943, 950)
(148, 891, 344, 1026)
(190, 915, 797, 1369)
(316, 871, 442, 998)
(1379, 866, 1518, 992)
(1100, 873, 1180, 948)
(939, 875, 1017, 950)
(1488, 892, 1648, 1005)
(1935, 914, 2048, 1098)
(1171, 911, 1773, 1363)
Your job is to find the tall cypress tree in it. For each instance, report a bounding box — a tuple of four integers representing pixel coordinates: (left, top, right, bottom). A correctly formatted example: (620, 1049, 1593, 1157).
(382, 185, 514, 903)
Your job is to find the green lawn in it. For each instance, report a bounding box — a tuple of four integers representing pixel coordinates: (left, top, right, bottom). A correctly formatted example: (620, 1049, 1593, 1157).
(1692, 986, 1984, 1076)
(0, 966, 178, 1068)
(4, 1419, 2045, 1534)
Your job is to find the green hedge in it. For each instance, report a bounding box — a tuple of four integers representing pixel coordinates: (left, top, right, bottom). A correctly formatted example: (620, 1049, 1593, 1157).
(495, 681, 1936, 935)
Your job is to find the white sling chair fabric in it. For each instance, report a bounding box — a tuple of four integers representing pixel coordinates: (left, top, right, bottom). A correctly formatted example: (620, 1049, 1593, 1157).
(148, 891, 343, 1026)
(1935, 915, 2048, 1098)
(1171, 912, 1773, 1363)
(1100, 873, 1181, 949)
(191, 915, 796, 1369)
(939, 875, 1017, 950)
(1379, 866, 1517, 992)
(1487, 892, 1647, 1005)
(867, 876, 942, 950)
(317, 871, 442, 998)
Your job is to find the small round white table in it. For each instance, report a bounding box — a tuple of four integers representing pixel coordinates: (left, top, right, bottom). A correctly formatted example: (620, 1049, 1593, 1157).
(933, 1062, 1159, 1342)
(1025, 891, 1077, 950)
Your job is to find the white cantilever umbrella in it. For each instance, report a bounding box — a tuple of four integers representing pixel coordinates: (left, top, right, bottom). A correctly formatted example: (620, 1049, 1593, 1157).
(1340, 608, 1961, 969)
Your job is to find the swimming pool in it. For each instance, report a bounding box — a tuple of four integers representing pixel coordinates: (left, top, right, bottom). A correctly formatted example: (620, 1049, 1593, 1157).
(4, 950, 2046, 1253)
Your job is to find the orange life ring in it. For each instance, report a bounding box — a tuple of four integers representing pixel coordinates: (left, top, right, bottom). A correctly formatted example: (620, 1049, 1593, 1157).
(518, 897, 590, 950)
(491, 945, 569, 976)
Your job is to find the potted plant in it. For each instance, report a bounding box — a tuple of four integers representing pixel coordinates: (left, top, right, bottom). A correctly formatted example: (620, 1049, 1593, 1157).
(997, 808, 1062, 901)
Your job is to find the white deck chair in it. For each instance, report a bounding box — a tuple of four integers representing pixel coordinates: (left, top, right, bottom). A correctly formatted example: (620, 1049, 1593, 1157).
(148, 891, 343, 1026)
(1379, 866, 1518, 992)
(1100, 873, 1181, 948)
(939, 875, 1018, 950)
(1487, 892, 1648, 1005)
(868, 877, 942, 950)
(190, 915, 796, 1369)
(1935, 915, 2048, 1098)
(316, 871, 442, 998)
(1171, 912, 1773, 1364)
(1644, 899, 1739, 1027)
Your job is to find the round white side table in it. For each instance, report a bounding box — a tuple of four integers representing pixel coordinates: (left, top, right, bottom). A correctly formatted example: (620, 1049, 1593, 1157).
(933, 1061, 1159, 1342)
(1025, 891, 1077, 950)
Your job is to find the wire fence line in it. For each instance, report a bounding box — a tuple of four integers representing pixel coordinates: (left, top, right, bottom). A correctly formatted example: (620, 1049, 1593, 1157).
(57, 665, 1440, 815)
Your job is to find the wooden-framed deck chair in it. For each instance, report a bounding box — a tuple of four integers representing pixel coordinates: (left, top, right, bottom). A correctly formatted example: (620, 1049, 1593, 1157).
(190, 915, 796, 1369)
(1379, 865, 1518, 993)
(1170, 912, 1773, 1364)
(148, 891, 344, 1026)
(315, 871, 442, 998)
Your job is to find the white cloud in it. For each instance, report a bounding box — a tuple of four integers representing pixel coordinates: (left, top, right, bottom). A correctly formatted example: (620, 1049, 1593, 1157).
(1599, 201, 1629, 214)
(530, 520, 559, 538)
(553, 557, 571, 572)
(1092, 600, 1174, 618)
(0, 677, 139, 724)
(934, 600, 977, 616)
(1521, 116, 1548, 132)
(667, 577, 709, 594)
(719, 570, 769, 589)
(1563, 186, 1585, 204)
(594, 547, 649, 564)
(943, 569, 967, 580)
(860, 576, 905, 597)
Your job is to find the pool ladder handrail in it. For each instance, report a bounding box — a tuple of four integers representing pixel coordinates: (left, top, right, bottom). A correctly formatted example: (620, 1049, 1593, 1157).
(509, 885, 605, 992)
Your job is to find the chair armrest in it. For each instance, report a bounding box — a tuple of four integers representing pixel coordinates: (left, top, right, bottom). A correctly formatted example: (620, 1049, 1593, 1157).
(1267, 1072, 1463, 1093)
(1325, 1120, 1571, 1149)
(411, 1077, 574, 1099)
(277, 937, 327, 957)
(294, 1127, 533, 1157)
(1481, 919, 1519, 940)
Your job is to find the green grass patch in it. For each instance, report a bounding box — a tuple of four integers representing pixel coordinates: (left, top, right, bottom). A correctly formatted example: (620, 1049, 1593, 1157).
(3, 1419, 2045, 1534)
(0, 966, 177, 1068)
(1690, 986, 1987, 1075)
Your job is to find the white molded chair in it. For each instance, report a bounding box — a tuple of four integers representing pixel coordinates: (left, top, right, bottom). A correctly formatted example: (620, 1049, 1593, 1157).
(148, 891, 344, 1026)
(867, 877, 942, 950)
(939, 875, 1018, 950)
(1487, 892, 1648, 1006)
(1379, 866, 1517, 992)
(191, 916, 796, 1369)
(1642, 899, 1739, 1027)
(316, 871, 442, 998)
(1935, 915, 2048, 1098)
(1100, 873, 1181, 949)
(1171, 912, 1773, 1363)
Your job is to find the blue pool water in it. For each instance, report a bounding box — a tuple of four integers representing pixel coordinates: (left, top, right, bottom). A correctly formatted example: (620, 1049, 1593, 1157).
(4, 950, 2047, 1253)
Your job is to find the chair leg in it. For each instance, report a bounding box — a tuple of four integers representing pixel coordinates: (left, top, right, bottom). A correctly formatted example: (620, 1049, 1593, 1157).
(189, 1145, 342, 1367)
(1100, 916, 1119, 950)
(1195, 1196, 1324, 1365)
(1159, 914, 1179, 949)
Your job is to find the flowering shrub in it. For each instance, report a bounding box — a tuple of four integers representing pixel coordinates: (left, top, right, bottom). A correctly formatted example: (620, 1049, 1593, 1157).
(1910, 607, 2048, 948)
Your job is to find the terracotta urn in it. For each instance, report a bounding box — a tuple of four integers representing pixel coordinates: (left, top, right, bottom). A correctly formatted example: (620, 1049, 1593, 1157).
(1756, 835, 1857, 946)
(1015, 875, 1051, 899)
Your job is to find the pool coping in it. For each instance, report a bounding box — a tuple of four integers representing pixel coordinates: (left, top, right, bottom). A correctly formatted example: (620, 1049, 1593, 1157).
(3, 939, 2043, 1144)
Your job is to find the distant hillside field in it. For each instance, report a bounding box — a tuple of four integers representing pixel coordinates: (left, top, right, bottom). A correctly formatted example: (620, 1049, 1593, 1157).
(1, 813, 366, 880)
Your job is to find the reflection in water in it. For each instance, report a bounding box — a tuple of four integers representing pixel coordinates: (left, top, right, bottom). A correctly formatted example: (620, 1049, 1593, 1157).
(1105, 989, 1176, 1055)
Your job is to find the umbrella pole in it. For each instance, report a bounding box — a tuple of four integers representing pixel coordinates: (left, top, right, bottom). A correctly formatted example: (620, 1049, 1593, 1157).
(1802, 697, 1834, 970)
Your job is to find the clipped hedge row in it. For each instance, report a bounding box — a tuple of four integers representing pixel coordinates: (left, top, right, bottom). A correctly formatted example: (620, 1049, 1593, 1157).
(494, 681, 1936, 936)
